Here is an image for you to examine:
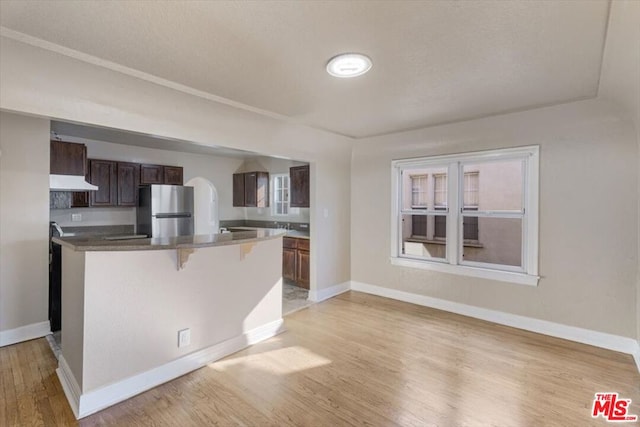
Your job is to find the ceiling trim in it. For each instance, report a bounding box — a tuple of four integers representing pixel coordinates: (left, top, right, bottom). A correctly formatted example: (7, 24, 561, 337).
(361, 95, 597, 140)
(0, 26, 355, 140)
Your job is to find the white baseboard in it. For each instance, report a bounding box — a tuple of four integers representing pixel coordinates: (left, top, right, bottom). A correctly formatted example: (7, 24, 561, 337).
(57, 355, 81, 419)
(0, 321, 51, 347)
(351, 281, 639, 359)
(633, 342, 640, 374)
(308, 281, 351, 302)
(58, 319, 285, 419)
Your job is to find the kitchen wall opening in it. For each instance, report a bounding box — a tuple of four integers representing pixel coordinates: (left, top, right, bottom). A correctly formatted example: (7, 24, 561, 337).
(48, 120, 314, 349)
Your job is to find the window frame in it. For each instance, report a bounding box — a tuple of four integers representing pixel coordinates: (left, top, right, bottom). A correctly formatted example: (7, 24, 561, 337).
(271, 173, 290, 216)
(390, 146, 539, 286)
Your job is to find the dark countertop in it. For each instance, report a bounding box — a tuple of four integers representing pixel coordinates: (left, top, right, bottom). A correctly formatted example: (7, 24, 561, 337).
(52, 229, 286, 252)
(283, 230, 310, 239)
(226, 226, 310, 240)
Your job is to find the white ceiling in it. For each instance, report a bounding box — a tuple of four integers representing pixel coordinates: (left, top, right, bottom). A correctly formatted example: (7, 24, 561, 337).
(1, 1, 610, 139)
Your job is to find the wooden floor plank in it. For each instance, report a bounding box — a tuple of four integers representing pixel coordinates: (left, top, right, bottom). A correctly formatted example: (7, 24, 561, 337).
(1, 291, 638, 426)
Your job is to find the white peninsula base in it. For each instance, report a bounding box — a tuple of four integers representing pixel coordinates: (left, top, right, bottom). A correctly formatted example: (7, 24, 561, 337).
(55, 235, 284, 419)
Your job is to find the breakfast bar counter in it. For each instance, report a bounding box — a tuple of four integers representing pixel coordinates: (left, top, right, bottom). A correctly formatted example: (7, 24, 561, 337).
(53, 228, 285, 251)
(55, 230, 285, 419)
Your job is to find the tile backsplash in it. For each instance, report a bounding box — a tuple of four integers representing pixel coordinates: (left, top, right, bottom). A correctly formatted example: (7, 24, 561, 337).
(50, 192, 72, 209)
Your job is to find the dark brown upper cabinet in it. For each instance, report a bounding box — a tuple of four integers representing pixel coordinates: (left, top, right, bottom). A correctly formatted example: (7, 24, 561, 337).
(71, 167, 91, 208)
(290, 165, 310, 208)
(233, 172, 269, 207)
(244, 172, 269, 207)
(140, 164, 164, 185)
(50, 140, 87, 176)
(232, 173, 245, 206)
(89, 159, 117, 207)
(163, 166, 183, 185)
(141, 164, 183, 185)
(117, 162, 141, 206)
(71, 192, 90, 208)
(72, 161, 183, 208)
(74, 160, 133, 208)
(244, 172, 258, 207)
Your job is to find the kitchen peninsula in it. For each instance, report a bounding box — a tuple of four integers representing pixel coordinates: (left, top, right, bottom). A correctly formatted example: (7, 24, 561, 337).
(52, 229, 285, 419)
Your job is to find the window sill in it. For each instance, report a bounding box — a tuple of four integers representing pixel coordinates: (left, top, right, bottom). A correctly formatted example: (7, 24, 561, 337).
(405, 238, 483, 248)
(390, 257, 539, 287)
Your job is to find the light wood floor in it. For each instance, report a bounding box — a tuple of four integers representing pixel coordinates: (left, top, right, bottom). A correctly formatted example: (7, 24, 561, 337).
(2, 291, 639, 426)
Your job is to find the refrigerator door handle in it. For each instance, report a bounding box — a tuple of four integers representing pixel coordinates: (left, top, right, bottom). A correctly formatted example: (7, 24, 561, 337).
(153, 212, 193, 219)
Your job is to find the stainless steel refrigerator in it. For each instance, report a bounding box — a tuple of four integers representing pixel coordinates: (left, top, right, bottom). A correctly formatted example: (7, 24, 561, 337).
(137, 185, 194, 238)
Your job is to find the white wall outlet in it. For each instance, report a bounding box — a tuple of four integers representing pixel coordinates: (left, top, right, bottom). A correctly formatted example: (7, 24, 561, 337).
(177, 328, 191, 348)
(71, 213, 82, 222)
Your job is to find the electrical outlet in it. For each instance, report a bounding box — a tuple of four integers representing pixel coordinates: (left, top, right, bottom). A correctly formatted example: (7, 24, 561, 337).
(178, 328, 191, 348)
(71, 213, 82, 222)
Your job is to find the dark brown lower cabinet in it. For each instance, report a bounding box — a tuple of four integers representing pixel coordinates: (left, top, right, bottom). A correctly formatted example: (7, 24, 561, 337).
(282, 237, 310, 289)
(282, 247, 297, 281)
(295, 249, 310, 288)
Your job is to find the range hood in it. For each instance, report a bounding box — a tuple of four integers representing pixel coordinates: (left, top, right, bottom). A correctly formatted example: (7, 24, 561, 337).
(50, 174, 98, 191)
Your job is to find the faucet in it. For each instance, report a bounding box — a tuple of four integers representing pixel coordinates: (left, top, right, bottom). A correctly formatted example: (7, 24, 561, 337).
(50, 221, 64, 237)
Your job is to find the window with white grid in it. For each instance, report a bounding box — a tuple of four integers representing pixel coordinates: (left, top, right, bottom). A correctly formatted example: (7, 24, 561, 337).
(272, 174, 289, 215)
(391, 146, 540, 286)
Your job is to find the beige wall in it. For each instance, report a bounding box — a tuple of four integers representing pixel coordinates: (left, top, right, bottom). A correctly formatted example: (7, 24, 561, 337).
(61, 248, 85, 387)
(352, 99, 638, 338)
(0, 112, 50, 332)
(70, 238, 282, 392)
(597, 0, 639, 345)
(0, 34, 351, 312)
(355, 0, 640, 341)
(50, 136, 246, 227)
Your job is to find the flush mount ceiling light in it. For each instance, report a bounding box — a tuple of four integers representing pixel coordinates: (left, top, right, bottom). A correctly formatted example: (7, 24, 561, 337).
(326, 53, 372, 78)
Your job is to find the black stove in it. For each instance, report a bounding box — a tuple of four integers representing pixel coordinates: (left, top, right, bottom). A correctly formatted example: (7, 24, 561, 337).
(49, 222, 62, 332)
